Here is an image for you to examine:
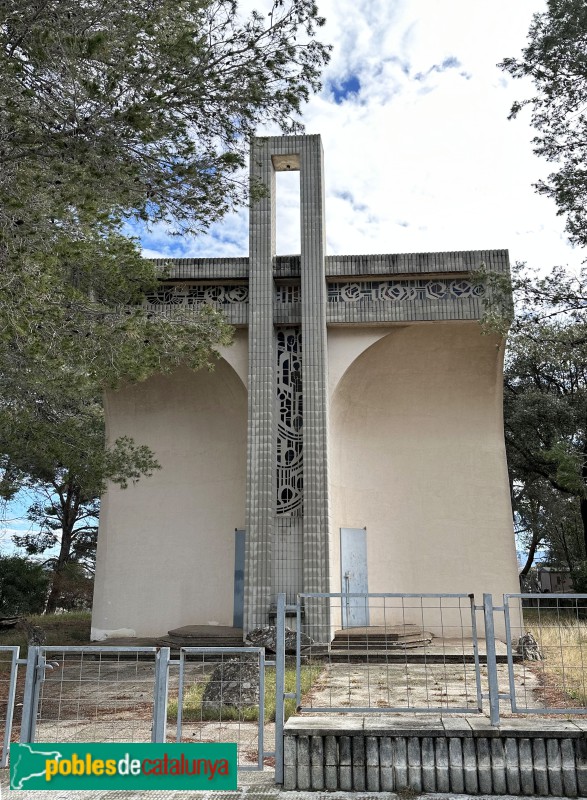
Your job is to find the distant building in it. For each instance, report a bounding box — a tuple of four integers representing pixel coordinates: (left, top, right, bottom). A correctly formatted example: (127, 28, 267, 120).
(537, 567, 574, 594)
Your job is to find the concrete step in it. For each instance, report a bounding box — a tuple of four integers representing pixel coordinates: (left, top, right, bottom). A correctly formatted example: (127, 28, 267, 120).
(326, 650, 513, 663)
(333, 624, 425, 640)
(331, 633, 434, 649)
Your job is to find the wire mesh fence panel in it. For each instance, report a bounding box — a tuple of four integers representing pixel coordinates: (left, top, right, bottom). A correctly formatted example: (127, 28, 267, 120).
(296, 593, 482, 713)
(504, 593, 587, 714)
(174, 648, 266, 771)
(0, 646, 19, 767)
(33, 647, 161, 743)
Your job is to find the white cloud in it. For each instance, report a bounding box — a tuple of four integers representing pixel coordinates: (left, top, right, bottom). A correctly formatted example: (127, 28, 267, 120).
(143, 0, 581, 273)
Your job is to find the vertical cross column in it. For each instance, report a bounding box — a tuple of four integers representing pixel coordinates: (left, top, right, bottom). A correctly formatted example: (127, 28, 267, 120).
(245, 135, 331, 638)
(299, 136, 331, 639)
(245, 138, 276, 631)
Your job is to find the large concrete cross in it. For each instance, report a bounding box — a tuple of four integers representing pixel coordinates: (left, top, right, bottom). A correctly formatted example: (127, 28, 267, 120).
(142, 134, 509, 636)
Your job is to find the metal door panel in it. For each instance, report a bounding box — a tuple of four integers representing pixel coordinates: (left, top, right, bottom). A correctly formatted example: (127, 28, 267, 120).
(340, 527, 369, 627)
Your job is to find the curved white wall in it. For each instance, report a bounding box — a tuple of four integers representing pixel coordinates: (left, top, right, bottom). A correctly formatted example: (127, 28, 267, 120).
(92, 340, 247, 639)
(329, 323, 519, 629)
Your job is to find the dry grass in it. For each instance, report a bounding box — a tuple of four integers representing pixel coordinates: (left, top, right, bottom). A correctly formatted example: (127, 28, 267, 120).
(524, 610, 587, 706)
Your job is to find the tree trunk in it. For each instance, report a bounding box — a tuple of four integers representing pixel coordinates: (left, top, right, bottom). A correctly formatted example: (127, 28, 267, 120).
(520, 528, 542, 578)
(580, 496, 587, 558)
(45, 507, 74, 614)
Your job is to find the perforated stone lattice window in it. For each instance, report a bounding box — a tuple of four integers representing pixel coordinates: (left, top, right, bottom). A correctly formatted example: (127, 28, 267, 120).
(276, 328, 303, 515)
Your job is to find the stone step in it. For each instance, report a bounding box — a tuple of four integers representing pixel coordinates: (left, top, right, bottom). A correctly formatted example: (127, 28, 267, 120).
(331, 633, 434, 649)
(167, 624, 244, 639)
(326, 650, 513, 663)
(332, 624, 425, 641)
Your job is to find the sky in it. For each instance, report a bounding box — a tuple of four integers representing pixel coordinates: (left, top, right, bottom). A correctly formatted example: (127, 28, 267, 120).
(140, 0, 583, 275)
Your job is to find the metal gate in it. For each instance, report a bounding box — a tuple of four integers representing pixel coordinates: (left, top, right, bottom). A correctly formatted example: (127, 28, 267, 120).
(175, 647, 270, 770)
(16, 642, 285, 776)
(19, 646, 169, 744)
(291, 592, 484, 715)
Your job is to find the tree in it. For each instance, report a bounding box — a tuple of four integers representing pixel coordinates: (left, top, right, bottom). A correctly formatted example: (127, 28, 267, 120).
(0, 0, 330, 603)
(0, 389, 162, 610)
(486, 263, 587, 581)
(1, 0, 329, 240)
(1, 0, 329, 389)
(0, 555, 49, 616)
(500, 0, 587, 249)
(513, 476, 584, 579)
(505, 316, 587, 555)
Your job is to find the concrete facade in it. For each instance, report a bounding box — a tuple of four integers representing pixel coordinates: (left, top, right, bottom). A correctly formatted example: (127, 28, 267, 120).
(91, 134, 519, 640)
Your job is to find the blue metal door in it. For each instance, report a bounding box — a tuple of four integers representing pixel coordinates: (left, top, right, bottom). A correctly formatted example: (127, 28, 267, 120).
(233, 529, 245, 628)
(340, 527, 369, 628)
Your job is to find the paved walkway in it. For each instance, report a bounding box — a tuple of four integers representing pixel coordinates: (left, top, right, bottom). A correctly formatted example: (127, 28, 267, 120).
(0, 769, 573, 799)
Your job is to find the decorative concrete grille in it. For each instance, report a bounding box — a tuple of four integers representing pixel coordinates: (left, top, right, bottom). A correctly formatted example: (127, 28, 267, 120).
(145, 284, 249, 306)
(327, 279, 485, 303)
(276, 328, 303, 515)
(275, 285, 301, 303)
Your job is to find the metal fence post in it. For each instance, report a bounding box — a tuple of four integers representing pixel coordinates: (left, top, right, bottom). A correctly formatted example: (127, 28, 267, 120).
(483, 593, 500, 726)
(274, 592, 286, 784)
(1, 646, 19, 767)
(19, 646, 39, 743)
(152, 647, 170, 743)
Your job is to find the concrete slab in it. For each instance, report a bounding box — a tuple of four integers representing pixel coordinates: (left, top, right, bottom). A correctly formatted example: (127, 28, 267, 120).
(496, 719, 585, 738)
(362, 715, 445, 737)
(284, 716, 363, 735)
(442, 717, 474, 736)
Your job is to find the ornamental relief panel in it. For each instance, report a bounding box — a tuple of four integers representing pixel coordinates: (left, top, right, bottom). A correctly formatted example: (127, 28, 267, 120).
(326, 279, 485, 303)
(276, 329, 303, 516)
(146, 284, 249, 306)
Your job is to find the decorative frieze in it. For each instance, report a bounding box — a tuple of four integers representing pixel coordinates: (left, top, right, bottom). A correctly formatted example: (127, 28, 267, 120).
(145, 284, 249, 306)
(327, 279, 485, 304)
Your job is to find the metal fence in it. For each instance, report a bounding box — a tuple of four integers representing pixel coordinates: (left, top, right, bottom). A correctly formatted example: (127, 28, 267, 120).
(174, 647, 267, 770)
(9, 642, 282, 775)
(503, 593, 587, 716)
(293, 593, 483, 714)
(3, 592, 587, 777)
(0, 646, 19, 768)
(19, 646, 169, 745)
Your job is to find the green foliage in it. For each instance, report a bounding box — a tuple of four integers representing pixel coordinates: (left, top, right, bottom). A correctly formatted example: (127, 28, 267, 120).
(500, 0, 587, 249)
(0, 555, 50, 615)
(0, 0, 329, 604)
(570, 560, 587, 592)
(0, 0, 329, 237)
(498, 266, 587, 568)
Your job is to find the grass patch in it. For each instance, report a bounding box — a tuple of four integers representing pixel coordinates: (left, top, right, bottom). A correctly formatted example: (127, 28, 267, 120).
(0, 611, 91, 656)
(522, 610, 587, 706)
(168, 663, 318, 723)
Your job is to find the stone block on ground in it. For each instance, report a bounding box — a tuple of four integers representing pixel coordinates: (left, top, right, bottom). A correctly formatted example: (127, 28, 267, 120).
(245, 625, 312, 653)
(201, 656, 259, 710)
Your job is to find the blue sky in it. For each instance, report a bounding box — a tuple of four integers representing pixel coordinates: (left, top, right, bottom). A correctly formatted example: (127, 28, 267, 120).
(141, 0, 581, 275)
